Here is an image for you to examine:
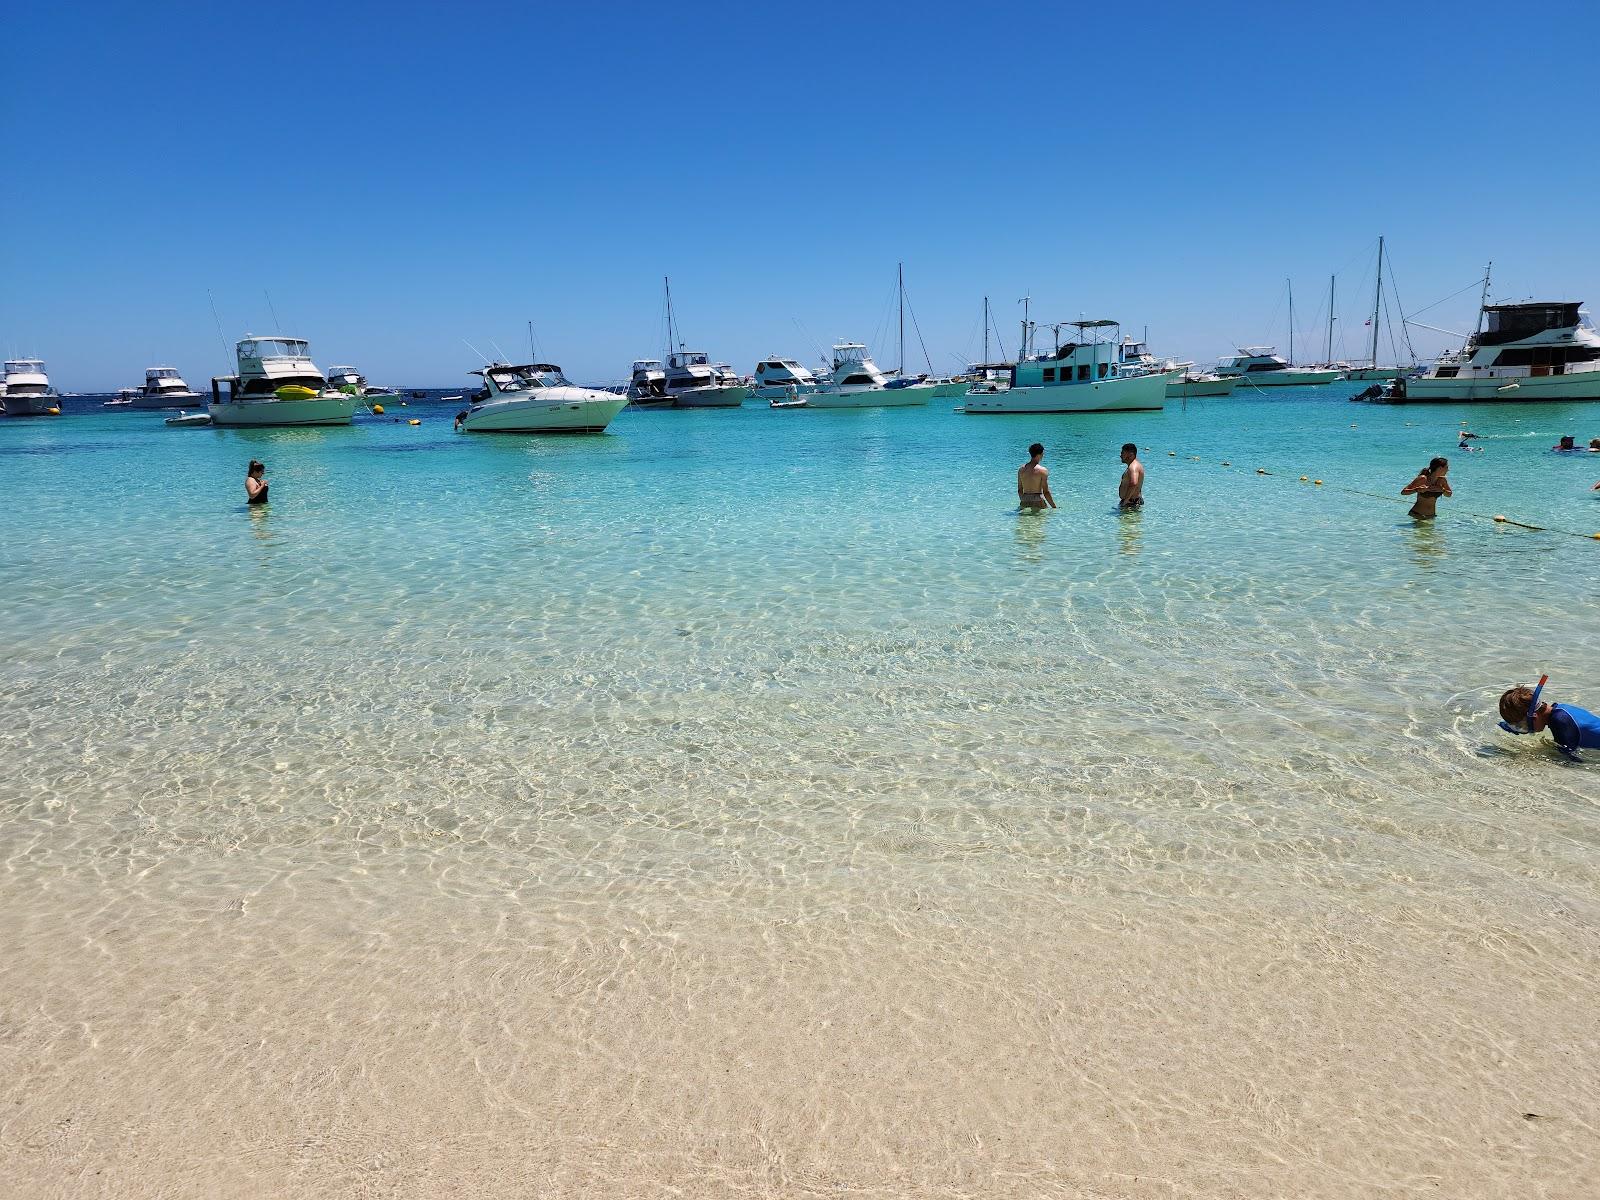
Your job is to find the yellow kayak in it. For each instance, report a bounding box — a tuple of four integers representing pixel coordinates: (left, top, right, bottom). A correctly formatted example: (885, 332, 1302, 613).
(275, 385, 319, 401)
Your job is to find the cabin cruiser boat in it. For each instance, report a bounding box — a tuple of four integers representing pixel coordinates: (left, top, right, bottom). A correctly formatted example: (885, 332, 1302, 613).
(2, 359, 60, 415)
(961, 320, 1168, 414)
(1112, 336, 1227, 396)
(105, 389, 138, 407)
(752, 357, 822, 400)
(456, 362, 627, 433)
(806, 343, 932, 408)
(663, 349, 750, 407)
(626, 359, 672, 407)
(127, 366, 203, 409)
(1165, 372, 1238, 398)
(1387, 300, 1600, 403)
(328, 365, 399, 399)
(1214, 347, 1341, 387)
(208, 337, 357, 427)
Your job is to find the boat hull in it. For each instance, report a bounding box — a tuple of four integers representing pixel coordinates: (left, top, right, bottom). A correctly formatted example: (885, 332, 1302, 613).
(208, 397, 357, 427)
(962, 370, 1166, 414)
(672, 386, 749, 408)
(1343, 367, 1404, 382)
(806, 385, 931, 409)
(1390, 370, 1600, 403)
(1227, 368, 1343, 388)
(2, 394, 60, 416)
(460, 395, 627, 433)
(1165, 375, 1237, 398)
(132, 392, 204, 410)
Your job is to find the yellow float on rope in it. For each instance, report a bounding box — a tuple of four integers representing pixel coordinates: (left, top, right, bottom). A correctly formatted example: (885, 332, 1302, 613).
(1314, 480, 1323, 486)
(372, 403, 384, 414)
(408, 419, 420, 426)
(1299, 476, 1309, 481)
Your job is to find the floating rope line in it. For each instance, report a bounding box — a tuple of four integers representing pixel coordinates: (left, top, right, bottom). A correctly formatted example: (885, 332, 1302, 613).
(1155, 450, 1600, 542)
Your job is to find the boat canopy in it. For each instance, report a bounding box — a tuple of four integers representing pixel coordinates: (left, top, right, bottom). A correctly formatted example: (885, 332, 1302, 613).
(146, 367, 182, 379)
(239, 337, 310, 358)
(1071, 319, 1119, 329)
(5, 359, 46, 371)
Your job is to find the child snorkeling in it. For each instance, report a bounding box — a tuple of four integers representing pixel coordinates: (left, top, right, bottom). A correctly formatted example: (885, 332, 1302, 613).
(1499, 676, 1600, 761)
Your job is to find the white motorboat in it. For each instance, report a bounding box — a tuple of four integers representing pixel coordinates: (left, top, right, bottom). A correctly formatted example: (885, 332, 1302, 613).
(455, 362, 627, 433)
(328, 365, 400, 400)
(165, 410, 213, 427)
(1115, 335, 1220, 398)
(1214, 348, 1341, 388)
(1166, 372, 1238, 398)
(961, 319, 1169, 414)
(664, 348, 750, 407)
(1390, 295, 1600, 403)
(805, 342, 933, 408)
(626, 359, 672, 407)
(208, 337, 357, 427)
(2, 359, 60, 416)
(129, 366, 202, 409)
(752, 356, 822, 400)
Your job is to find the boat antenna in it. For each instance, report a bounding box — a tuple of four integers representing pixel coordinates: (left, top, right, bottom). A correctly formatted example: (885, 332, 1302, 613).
(264, 289, 282, 334)
(462, 338, 489, 364)
(206, 289, 232, 372)
(490, 340, 511, 364)
(1017, 295, 1031, 360)
(1369, 236, 1384, 369)
(527, 319, 540, 361)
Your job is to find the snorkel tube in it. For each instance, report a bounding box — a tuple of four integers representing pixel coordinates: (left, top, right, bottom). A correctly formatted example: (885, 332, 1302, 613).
(1498, 674, 1548, 735)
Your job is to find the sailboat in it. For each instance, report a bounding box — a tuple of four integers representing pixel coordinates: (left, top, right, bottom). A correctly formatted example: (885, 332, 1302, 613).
(1343, 237, 1410, 381)
(653, 278, 750, 408)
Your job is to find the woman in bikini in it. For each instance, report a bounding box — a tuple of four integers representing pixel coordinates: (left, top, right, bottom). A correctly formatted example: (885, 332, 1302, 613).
(1400, 456, 1450, 519)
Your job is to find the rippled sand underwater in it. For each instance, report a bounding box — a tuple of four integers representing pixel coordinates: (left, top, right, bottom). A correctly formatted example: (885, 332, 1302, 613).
(2, 392, 1598, 1197)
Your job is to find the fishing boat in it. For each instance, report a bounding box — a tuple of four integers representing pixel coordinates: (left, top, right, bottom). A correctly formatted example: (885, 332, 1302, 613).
(806, 342, 933, 408)
(2, 359, 61, 416)
(208, 337, 356, 427)
(128, 366, 203, 409)
(1388, 287, 1600, 403)
(455, 362, 627, 433)
(751, 357, 824, 401)
(961, 319, 1169, 414)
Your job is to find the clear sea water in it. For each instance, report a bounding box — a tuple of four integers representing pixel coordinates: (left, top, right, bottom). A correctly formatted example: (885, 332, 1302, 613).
(3, 386, 1598, 1197)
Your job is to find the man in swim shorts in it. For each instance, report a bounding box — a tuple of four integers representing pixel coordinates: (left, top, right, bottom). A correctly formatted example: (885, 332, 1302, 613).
(1017, 443, 1056, 511)
(1118, 443, 1144, 509)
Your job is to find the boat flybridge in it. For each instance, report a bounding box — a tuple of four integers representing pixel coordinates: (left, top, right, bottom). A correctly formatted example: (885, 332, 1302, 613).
(961, 319, 1170, 414)
(2, 359, 60, 416)
(1214, 347, 1341, 388)
(456, 362, 627, 433)
(209, 337, 357, 427)
(1390, 300, 1600, 403)
(130, 366, 202, 409)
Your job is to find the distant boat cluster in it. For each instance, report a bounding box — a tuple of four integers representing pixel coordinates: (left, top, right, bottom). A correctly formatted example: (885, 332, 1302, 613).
(8, 259, 1599, 430)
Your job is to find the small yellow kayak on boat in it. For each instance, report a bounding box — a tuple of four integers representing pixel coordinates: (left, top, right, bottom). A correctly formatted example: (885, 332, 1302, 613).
(275, 384, 319, 401)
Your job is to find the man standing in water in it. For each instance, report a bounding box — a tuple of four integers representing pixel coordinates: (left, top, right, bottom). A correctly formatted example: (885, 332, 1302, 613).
(1118, 443, 1144, 509)
(1017, 443, 1056, 511)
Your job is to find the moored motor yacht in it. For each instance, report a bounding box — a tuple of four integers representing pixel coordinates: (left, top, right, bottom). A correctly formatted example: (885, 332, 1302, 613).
(626, 359, 672, 407)
(455, 362, 627, 433)
(328, 365, 399, 400)
(752, 356, 822, 400)
(961, 319, 1169, 414)
(127, 366, 203, 409)
(1388, 299, 1600, 403)
(105, 389, 138, 407)
(208, 337, 357, 427)
(2, 359, 60, 415)
(663, 349, 750, 407)
(805, 342, 933, 408)
(1165, 371, 1238, 398)
(1214, 347, 1341, 388)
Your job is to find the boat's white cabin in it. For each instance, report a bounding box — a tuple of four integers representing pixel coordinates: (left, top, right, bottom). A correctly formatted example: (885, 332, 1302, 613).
(474, 362, 573, 396)
(755, 358, 816, 384)
(1427, 301, 1600, 377)
(1215, 347, 1291, 375)
(3, 359, 51, 393)
(144, 366, 191, 392)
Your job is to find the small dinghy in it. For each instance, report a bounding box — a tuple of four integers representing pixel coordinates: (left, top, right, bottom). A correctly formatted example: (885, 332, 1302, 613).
(769, 398, 808, 409)
(165, 410, 213, 427)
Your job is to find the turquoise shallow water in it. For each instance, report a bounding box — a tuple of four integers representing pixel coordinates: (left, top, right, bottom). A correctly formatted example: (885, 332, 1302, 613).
(2, 386, 1599, 1197)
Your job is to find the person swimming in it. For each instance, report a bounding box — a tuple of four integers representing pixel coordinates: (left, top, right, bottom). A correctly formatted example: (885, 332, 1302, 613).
(1500, 679, 1600, 761)
(245, 459, 269, 505)
(1400, 456, 1450, 519)
(1017, 443, 1056, 511)
(1554, 435, 1578, 451)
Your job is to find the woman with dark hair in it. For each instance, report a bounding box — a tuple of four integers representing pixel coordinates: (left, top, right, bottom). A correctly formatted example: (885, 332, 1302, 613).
(1400, 456, 1450, 519)
(245, 460, 269, 505)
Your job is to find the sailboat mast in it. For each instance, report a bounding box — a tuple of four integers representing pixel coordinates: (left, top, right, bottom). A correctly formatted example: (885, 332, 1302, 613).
(1474, 261, 1493, 337)
(1287, 278, 1294, 365)
(1370, 236, 1384, 367)
(527, 320, 535, 361)
(897, 262, 905, 376)
(1326, 275, 1335, 364)
(983, 297, 989, 366)
(663, 276, 676, 357)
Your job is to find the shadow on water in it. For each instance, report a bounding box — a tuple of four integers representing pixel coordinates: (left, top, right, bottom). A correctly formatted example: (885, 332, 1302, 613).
(1403, 518, 1446, 567)
(1117, 505, 1143, 556)
(1013, 508, 1050, 563)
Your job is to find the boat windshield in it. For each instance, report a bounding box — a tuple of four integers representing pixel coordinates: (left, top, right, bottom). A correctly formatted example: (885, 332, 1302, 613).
(491, 367, 569, 390)
(242, 338, 309, 359)
(149, 368, 180, 380)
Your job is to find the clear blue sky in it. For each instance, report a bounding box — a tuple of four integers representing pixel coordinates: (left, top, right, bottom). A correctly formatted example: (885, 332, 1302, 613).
(5, 0, 1596, 389)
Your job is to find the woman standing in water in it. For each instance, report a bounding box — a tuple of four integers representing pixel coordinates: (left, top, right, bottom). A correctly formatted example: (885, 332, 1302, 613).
(245, 460, 269, 505)
(1400, 456, 1451, 519)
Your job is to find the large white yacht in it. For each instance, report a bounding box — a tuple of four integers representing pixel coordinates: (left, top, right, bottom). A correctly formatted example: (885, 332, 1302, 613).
(2, 359, 60, 416)
(663, 349, 750, 407)
(208, 337, 357, 427)
(1214, 347, 1341, 387)
(129, 366, 202, 410)
(752, 356, 822, 401)
(805, 342, 933, 408)
(456, 362, 627, 433)
(1391, 300, 1600, 403)
(961, 320, 1169, 414)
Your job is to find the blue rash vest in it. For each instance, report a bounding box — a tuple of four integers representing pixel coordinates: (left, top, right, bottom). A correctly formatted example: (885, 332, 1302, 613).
(1547, 703, 1600, 754)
